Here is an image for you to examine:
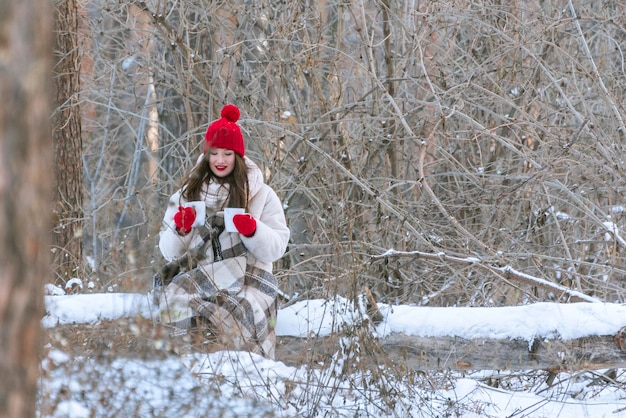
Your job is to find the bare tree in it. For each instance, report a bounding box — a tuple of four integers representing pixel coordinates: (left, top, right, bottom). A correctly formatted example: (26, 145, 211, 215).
(73, 0, 626, 306)
(52, 0, 83, 285)
(37, 1, 626, 413)
(0, 0, 53, 416)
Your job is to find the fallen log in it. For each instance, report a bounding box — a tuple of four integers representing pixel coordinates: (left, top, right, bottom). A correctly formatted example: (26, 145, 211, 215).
(276, 332, 626, 372)
(44, 318, 626, 372)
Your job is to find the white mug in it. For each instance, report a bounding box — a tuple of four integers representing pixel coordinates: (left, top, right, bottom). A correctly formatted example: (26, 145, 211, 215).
(224, 207, 245, 232)
(185, 201, 206, 227)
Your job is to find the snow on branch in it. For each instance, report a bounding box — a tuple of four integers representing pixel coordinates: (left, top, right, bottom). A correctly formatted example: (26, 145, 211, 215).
(602, 221, 626, 250)
(493, 265, 600, 303)
(372, 249, 601, 303)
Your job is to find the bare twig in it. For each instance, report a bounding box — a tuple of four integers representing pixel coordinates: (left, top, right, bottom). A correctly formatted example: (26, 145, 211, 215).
(371, 249, 601, 303)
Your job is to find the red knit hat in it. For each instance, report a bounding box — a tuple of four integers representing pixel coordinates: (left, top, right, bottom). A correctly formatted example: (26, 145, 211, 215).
(203, 104, 245, 157)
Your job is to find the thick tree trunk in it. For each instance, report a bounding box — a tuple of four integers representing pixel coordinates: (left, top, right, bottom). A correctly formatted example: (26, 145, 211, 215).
(52, 0, 83, 284)
(0, 0, 53, 416)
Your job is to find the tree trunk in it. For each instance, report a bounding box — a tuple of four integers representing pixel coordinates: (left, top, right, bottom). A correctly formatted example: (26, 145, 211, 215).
(52, 0, 83, 284)
(0, 0, 53, 416)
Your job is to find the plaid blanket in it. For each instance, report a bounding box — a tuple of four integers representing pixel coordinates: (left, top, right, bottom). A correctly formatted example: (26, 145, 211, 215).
(154, 215, 279, 359)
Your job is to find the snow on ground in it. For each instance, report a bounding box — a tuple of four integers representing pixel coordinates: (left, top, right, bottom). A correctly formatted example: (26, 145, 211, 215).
(43, 291, 626, 341)
(40, 291, 626, 417)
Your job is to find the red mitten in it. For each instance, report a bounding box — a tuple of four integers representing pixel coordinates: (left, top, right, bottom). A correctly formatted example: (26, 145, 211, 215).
(173, 205, 196, 235)
(233, 213, 257, 237)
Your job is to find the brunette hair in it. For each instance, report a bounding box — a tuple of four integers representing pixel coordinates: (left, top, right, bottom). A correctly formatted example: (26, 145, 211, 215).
(180, 152, 250, 210)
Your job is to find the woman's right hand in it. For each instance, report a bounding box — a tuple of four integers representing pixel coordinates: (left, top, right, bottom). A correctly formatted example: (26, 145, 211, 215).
(173, 205, 196, 235)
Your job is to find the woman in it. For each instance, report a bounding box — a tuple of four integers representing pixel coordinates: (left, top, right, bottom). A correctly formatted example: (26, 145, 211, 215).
(155, 104, 290, 359)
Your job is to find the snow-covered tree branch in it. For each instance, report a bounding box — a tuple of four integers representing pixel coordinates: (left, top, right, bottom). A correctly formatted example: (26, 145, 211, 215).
(372, 249, 601, 303)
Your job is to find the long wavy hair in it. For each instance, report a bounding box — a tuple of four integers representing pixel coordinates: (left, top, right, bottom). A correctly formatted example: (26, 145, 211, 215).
(180, 152, 250, 210)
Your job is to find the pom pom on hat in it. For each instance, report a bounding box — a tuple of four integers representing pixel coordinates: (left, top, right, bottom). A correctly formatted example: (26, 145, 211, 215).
(221, 104, 240, 122)
(203, 104, 245, 157)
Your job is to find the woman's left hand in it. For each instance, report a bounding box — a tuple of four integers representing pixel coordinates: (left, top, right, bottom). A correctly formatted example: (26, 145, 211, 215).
(233, 213, 257, 237)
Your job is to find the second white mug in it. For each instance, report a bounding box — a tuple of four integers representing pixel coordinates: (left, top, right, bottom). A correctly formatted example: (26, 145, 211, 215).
(224, 207, 245, 232)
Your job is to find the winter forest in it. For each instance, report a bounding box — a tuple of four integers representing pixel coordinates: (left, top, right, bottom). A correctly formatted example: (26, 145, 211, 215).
(4, 0, 626, 416)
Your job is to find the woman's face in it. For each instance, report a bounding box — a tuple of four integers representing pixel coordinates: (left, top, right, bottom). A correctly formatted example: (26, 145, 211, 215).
(208, 148, 236, 177)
